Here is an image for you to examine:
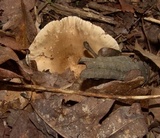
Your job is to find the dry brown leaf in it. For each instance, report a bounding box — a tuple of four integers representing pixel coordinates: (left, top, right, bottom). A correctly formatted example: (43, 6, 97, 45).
(157, 0, 160, 11)
(146, 25, 160, 44)
(0, 119, 10, 137)
(29, 16, 120, 77)
(149, 87, 160, 122)
(0, 0, 35, 30)
(0, 68, 22, 79)
(119, 0, 134, 13)
(0, 33, 22, 50)
(31, 69, 75, 89)
(135, 41, 160, 68)
(86, 76, 150, 108)
(32, 95, 115, 137)
(87, 76, 146, 95)
(15, 0, 37, 49)
(97, 103, 148, 137)
(0, 0, 37, 49)
(7, 110, 44, 138)
(0, 0, 35, 23)
(29, 112, 58, 137)
(0, 45, 32, 80)
(0, 46, 19, 64)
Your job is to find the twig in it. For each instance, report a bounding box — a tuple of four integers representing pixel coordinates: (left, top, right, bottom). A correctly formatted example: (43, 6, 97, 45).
(144, 17, 160, 25)
(11, 84, 160, 100)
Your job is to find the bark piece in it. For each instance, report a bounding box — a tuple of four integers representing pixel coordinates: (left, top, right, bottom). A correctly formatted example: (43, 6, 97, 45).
(80, 56, 149, 82)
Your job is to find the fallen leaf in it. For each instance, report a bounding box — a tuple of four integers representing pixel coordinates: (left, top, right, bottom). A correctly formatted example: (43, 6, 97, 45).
(146, 25, 160, 45)
(0, 45, 19, 64)
(157, 0, 160, 11)
(15, 0, 37, 49)
(0, 85, 31, 111)
(0, 119, 10, 137)
(87, 76, 146, 95)
(31, 71, 58, 87)
(31, 68, 75, 89)
(7, 110, 44, 138)
(54, 68, 75, 88)
(0, 31, 22, 50)
(135, 41, 160, 68)
(0, 45, 32, 80)
(0, 0, 35, 30)
(86, 76, 150, 108)
(32, 94, 115, 137)
(97, 103, 148, 137)
(1, 0, 37, 49)
(0, 68, 22, 79)
(29, 112, 58, 137)
(149, 87, 160, 122)
(119, 0, 134, 13)
(0, 0, 35, 23)
(148, 120, 160, 135)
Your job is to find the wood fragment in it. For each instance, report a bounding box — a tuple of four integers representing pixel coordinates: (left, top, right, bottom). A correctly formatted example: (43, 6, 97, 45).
(79, 56, 149, 82)
(50, 3, 117, 25)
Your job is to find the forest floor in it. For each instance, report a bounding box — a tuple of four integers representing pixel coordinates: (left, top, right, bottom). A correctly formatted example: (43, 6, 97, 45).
(0, 0, 160, 137)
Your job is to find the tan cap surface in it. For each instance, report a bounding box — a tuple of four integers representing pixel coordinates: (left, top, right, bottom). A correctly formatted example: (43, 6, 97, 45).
(29, 16, 120, 77)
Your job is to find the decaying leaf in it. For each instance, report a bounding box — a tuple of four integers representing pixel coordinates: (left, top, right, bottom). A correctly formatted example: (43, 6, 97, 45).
(87, 76, 146, 95)
(146, 25, 160, 44)
(0, 45, 19, 64)
(31, 68, 75, 89)
(31, 95, 115, 138)
(31, 96, 148, 137)
(0, 31, 22, 50)
(148, 119, 160, 136)
(86, 76, 150, 108)
(0, 45, 32, 80)
(29, 16, 120, 77)
(0, 0, 37, 48)
(149, 87, 160, 122)
(97, 103, 148, 137)
(7, 110, 44, 138)
(135, 41, 160, 68)
(29, 112, 58, 137)
(0, 119, 10, 137)
(0, 68, 22, 79)
(0, 0, 35, 24)
(0, 45, 22, 79)
(119, 0, 134, 13)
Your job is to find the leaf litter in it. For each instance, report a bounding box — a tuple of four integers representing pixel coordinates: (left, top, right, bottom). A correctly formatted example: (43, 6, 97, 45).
(0, 0, 160, 137)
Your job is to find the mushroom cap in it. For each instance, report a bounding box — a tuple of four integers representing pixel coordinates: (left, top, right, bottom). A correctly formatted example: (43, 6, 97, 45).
(29, 16, 120, 77)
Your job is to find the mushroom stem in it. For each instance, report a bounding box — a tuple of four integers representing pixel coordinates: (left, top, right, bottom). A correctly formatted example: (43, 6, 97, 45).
(83, 41, 98, 58)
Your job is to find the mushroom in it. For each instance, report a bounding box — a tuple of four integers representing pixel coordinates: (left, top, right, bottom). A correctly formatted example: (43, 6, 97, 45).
(29, 16, 120, 77)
